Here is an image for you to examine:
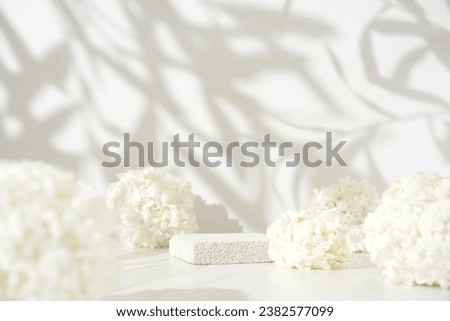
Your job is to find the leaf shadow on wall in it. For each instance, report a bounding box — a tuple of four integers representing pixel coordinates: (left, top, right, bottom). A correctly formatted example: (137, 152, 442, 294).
(315, 0, 450, 193)
(0, 0, 449, 231)
(0, 0, 336, 231)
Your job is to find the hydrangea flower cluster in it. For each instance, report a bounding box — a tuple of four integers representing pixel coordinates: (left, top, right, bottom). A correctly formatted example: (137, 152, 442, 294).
(106, 168, 198, 249)
(0, 161, 118, 300)
(308, 178, 379, 252)
(364, 172, 450, 288)
(267, 178, 378, 270)
(267, 209, 350, 270)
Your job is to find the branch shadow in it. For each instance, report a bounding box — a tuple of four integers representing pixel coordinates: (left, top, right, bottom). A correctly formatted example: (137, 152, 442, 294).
(360, 0, 450, 109)
(1, 0, 449, 232)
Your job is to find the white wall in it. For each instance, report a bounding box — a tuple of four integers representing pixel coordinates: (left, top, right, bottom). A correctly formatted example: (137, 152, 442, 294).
(1, 0, 450, 232)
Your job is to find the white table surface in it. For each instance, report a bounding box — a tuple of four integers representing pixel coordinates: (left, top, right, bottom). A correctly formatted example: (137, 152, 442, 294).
(108, 248, 450, 301)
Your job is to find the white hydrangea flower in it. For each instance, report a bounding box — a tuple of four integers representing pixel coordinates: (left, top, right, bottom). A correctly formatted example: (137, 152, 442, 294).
(308, 178, 379, 252)
(106, 168, 198, 249)
(267, 208, 351, 270)
(0, 160, 118, 300)
(365, 172, 450, 289)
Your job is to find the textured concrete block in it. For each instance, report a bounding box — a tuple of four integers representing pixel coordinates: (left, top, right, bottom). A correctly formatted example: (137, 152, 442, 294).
(169, 233, 273, 265)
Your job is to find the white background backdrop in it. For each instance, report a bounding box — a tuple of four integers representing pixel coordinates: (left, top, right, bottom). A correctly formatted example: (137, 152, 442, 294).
(1, 0, 450, 233)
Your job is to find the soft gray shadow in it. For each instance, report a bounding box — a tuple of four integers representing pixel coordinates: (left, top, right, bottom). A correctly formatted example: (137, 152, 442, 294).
(2, 0, 448, 233)
(0, 11, 78, 169)
(360, 0, 450, 109)
(0, 0, 364, 233)
(109, 288, 247, 301)
(348, 253, 376, 270)
(194, 196, 244, 233)
(4, 0, 338, 232)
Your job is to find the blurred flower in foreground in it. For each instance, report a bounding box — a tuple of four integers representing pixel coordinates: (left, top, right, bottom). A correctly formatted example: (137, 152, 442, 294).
(365, 172, 450, 289)
(106, 168, 198, 249)
(0, 161, 118, 300)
